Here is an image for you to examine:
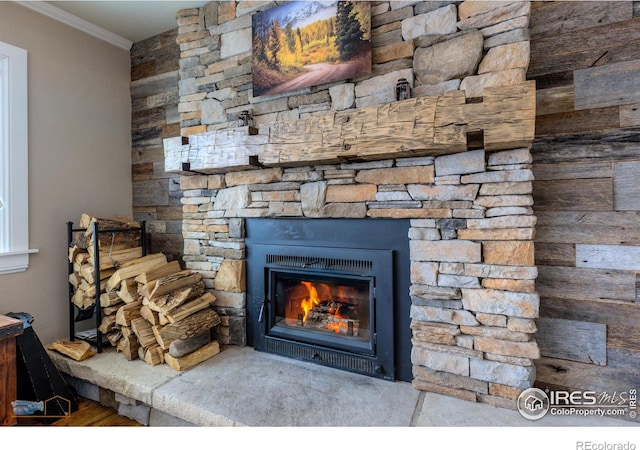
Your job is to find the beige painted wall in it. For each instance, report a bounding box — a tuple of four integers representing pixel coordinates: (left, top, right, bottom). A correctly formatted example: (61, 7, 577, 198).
(0, 3, 132, 344)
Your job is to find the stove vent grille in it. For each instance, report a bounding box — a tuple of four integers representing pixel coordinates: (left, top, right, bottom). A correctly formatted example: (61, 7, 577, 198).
(265, 338, 377, 376)
(266, 254, 373, 273)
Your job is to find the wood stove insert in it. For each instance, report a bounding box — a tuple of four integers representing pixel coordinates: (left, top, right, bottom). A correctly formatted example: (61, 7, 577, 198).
(246, 219, 411, 381)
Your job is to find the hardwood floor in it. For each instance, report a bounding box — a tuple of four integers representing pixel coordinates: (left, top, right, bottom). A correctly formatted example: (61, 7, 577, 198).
(15, 398, 143, 427)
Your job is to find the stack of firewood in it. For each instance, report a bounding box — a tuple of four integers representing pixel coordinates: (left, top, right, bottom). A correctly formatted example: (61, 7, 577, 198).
(69, 214, 221, 370)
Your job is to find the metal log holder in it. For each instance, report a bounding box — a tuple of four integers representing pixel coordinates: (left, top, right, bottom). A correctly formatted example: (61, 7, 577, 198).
(66, 220, 146, 353)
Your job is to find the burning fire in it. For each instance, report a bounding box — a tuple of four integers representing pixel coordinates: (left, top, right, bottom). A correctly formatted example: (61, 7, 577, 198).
(299, 281, 353, 335)
(300, 281, 319, 322)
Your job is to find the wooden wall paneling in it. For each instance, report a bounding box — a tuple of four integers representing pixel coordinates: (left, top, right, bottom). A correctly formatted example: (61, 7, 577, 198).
(535, 85, 574, 116)
(536, 265, 637, 302)
(535, 356, 640, 396)
(132, 106, 168, 129)
(540, 296, 640, 327)
(614, 160, 640, 210)
(607, 323, 640, 351)
(534, 242, 576, 266)
(532, 178, 613, 211)
(530, 70, 574, 90)
(534, 211, 640, 245)
(607, 347, 640, 370)
(132, 162, 154, 182)
(533, 161, 613, 180)
(535, 107, 620, 136)
(620, 103, 640, 127)
(132, 179, 170, 208)
(532, 130, 640, 164)
(529, 1, 640, 401)
(574, 60, 640, 110)
(535, 223, 640, 245)
(576, 244, 640, 270)
(536, 210, 640, 227)
(536, 317, 607, 365)
(530, 1, 633, 41)
(529, 16, 640, 78)
(131, 30, 183, 263)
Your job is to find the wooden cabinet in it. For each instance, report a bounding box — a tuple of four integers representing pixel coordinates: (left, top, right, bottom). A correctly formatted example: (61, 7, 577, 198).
(0, 315, 23, 426)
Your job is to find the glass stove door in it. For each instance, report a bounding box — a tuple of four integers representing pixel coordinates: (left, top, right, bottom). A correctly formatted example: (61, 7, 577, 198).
(268, 269, 375, 355)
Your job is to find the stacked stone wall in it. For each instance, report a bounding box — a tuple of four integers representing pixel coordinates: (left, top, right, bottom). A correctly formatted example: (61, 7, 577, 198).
(176, 1, 531, 135)
(180, 147, 538, 408)
(173, 0, 535, 407)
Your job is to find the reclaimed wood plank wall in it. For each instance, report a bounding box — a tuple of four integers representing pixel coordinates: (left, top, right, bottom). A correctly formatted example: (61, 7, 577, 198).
(528, 1, 640, 394)
(130, 29, 184, 263)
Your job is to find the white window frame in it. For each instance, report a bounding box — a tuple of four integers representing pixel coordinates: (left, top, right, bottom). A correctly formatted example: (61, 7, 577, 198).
(0, 41, 37, 274)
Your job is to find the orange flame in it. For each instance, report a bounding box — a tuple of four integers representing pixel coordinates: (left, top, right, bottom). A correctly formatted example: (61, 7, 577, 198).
(299, 281, 355, 335)
(300, 281, 319, 322)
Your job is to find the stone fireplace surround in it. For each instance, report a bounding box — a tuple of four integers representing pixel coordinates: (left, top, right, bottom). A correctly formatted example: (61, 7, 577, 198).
(175, 142, 539, 409)
(166, 0, 537, 410)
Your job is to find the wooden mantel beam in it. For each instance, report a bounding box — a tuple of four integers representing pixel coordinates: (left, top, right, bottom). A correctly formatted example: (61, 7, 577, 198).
(164, 81, 536, 174)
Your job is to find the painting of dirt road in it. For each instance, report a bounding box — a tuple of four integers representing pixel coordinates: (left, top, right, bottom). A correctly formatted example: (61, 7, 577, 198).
(252, 1, 371, 97)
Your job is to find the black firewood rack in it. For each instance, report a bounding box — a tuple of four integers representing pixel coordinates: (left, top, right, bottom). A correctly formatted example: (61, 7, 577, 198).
(66, 220, 146, 353)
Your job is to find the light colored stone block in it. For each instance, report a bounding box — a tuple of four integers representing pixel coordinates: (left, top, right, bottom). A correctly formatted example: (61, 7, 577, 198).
(483, 240, 535, 266)
(214, 185, 250, 210)
(329, 83, 355, 111)
(408, 184, 479, 201)
(478, 41, 530, 74)
(435, 150, 485, 176)
(411, 304, 479, 326)
(225, 168, 283, 187)
(461, 288, 539, 318)
(221, 27, 251, 59)
(414, 30, 483, 85)
(326, 184, 377, 203)
(469, 358, 535, 389)
(412, 345, 470, 376)
(356, 166, 435, 185)
(411, 261, 439, 285)
(214, 259, 246, 292)
(411, 240, 482, 263)
(402, 4, 457, 40)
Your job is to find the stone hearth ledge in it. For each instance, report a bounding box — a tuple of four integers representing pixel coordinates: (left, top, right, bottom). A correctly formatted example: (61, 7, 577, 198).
(47, 345, 635, 427)
(47, 345, 422, 426)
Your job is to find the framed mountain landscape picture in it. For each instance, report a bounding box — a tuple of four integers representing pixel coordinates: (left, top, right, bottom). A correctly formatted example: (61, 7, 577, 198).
(252, 1, 371, 97)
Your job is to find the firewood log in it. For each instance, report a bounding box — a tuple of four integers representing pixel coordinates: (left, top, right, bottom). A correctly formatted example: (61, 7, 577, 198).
(48, 340, 94, 361)
(130, 317, 158, 349)
(169, 332, 211, 358)
(164, 293, 216, 323)
(145, 281, 205, 316)
(164, 341, 220, 371)
(115, 301, 142, 327)
(159, 309, 220, 341)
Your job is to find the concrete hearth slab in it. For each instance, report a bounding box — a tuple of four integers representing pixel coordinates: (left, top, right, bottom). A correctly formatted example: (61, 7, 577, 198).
(150, 346, 420, 426)
(49, 345, 178, 406)
(48, 345, 638, 428)
(48, 345, 421, 426)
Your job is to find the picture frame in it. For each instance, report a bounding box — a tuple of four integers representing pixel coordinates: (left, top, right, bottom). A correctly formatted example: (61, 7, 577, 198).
(252, 1, 371, 97)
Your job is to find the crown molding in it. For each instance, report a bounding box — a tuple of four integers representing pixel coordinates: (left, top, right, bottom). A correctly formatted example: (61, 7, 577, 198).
(16, 1, 133, 51)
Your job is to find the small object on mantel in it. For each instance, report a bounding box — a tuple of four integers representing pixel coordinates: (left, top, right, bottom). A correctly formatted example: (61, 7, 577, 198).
(48, 339, 95, 361)
(237, 109, 254, 128)
(395, 77, 411, 101)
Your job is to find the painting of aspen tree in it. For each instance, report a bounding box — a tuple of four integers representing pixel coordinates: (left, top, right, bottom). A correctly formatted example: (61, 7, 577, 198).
(252, 1, 371, 97)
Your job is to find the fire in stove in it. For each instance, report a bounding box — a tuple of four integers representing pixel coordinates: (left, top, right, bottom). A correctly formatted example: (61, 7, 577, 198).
(296, 281, 360, 336)
(276, 276, 371, 341)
